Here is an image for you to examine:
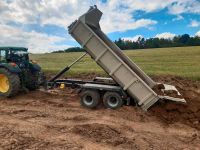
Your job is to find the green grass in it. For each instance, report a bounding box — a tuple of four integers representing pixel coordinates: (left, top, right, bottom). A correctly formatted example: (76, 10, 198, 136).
(30, 46, 200, 80)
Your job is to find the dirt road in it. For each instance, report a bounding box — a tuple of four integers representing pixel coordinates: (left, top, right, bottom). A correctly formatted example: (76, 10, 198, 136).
(0, 76, 200, 150)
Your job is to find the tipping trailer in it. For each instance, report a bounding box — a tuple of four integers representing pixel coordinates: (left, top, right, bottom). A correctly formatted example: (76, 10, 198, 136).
(48, 6, 186, 111)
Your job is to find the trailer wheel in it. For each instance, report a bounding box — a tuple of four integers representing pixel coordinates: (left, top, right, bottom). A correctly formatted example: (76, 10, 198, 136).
(80, 90, 100, 108)
(103, 92, 123, 109)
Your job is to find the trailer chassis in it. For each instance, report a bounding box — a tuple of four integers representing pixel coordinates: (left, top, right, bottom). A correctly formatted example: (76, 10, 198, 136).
(48, 78, 130, 109)
(47, 54, 130, 109)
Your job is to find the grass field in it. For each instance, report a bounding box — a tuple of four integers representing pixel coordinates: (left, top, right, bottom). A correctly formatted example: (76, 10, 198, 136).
(30, 46, 200, 80)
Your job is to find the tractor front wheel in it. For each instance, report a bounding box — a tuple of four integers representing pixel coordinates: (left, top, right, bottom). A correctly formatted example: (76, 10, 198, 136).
(0, 68, 20, 97)
(26, 71, 46, 91)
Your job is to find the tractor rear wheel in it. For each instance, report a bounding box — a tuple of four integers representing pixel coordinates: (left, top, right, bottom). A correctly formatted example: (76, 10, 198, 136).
(0, 68, 20, 97)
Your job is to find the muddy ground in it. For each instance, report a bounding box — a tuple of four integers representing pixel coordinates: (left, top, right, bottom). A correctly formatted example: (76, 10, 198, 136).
(0, 75, 200, 150)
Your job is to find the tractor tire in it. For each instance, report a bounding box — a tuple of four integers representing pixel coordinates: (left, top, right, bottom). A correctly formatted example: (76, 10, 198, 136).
(80, 90, 100, 109)
(26, 75, 39, 91)
(26, 71, 45, 91)
(26, 81, 39, 91)
(103, 92, 123, 109)
(0, 68, 20, 97)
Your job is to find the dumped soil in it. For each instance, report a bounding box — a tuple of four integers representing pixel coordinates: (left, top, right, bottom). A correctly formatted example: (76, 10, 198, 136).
(152, 83, 183, 98)
(0, 75, 200, 150)
(151, 75, 200, 130)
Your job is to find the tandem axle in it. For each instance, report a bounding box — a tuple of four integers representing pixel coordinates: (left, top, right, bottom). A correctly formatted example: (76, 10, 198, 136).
(48, 77, 130, 109)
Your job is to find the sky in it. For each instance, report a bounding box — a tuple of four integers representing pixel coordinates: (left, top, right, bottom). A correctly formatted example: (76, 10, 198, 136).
(0, 0, 200, 53)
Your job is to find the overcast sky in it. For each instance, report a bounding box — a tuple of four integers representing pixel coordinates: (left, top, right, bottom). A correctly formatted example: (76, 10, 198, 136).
(0, 0, 200, 53)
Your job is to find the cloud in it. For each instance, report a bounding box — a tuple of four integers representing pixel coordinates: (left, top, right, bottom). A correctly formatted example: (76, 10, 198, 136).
(122, 35, 143, 42)
(102, 18, 157, 33)
(113, 0, 176, 13)
(172, 15, 184, 21)
(189, 20, 200, 27)
(168, 0, 200, 15)
(1, 0, 200, 28)
(98, 1, 158, 33)
(0, 0, 159, 54)
(0, 24, 70, 53)
(0, 0, 158, 33)
(196, 31, 200, 37)
(1, 0, 200, 33)
(155, 32, 176, 39)
(1, 0, 200, 53)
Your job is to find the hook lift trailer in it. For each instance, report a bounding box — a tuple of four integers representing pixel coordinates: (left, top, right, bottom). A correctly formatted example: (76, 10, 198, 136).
(47, 6, 186, 111)
(47, 53, 130, 109)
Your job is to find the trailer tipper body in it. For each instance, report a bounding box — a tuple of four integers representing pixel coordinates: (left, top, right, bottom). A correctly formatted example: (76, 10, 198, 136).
(67, 6, 186, 110)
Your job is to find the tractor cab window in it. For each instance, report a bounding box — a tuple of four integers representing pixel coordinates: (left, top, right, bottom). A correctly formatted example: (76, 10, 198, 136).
(7, 50, 29, 62)
(13, 51, 29, 61)
(0, 50, 6, 61)
(13, 51, 28, 56)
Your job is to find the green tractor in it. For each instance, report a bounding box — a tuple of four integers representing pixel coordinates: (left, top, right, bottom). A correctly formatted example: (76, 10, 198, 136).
(0, 47, 45, 97)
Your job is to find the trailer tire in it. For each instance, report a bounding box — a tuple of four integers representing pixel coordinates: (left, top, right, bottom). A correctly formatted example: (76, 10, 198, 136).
(103, 92, 123, 109)
(80, 90, 100, 108)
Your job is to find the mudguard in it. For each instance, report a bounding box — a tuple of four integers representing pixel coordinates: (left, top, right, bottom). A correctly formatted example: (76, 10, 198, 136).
(0, 63, 21, 73)
(29, 63, 41, 73)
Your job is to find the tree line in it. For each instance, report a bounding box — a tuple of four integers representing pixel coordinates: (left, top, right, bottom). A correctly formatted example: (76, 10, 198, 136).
(114, 34, 200, 50)
(52, 34, 200, 53)
(52, 47, 84, 53)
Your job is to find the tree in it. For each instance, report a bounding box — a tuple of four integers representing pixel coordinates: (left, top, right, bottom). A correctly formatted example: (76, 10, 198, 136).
(180, 34, 190, 45)
(52, 34, 200, 53)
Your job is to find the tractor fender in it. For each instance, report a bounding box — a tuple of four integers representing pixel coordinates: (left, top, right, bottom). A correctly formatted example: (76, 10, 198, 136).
(0, 64, 21, 74)
(29, 63, 41, 72)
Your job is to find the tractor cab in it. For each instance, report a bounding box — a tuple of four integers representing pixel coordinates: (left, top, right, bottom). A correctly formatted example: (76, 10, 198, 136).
(0, 47, 45, 97)
(0, 47, 29, 64)
(0, 47, 40, 71)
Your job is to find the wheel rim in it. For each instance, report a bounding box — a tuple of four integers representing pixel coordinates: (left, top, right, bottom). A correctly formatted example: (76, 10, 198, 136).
(108, 96, 118, 107)
(0, 74, 9, 93)
(83, 95, 93, 106)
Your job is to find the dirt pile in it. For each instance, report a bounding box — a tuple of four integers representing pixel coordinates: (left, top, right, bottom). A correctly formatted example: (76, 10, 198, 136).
(151, 76, 200, 129)
(152, 83, 184, 98)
